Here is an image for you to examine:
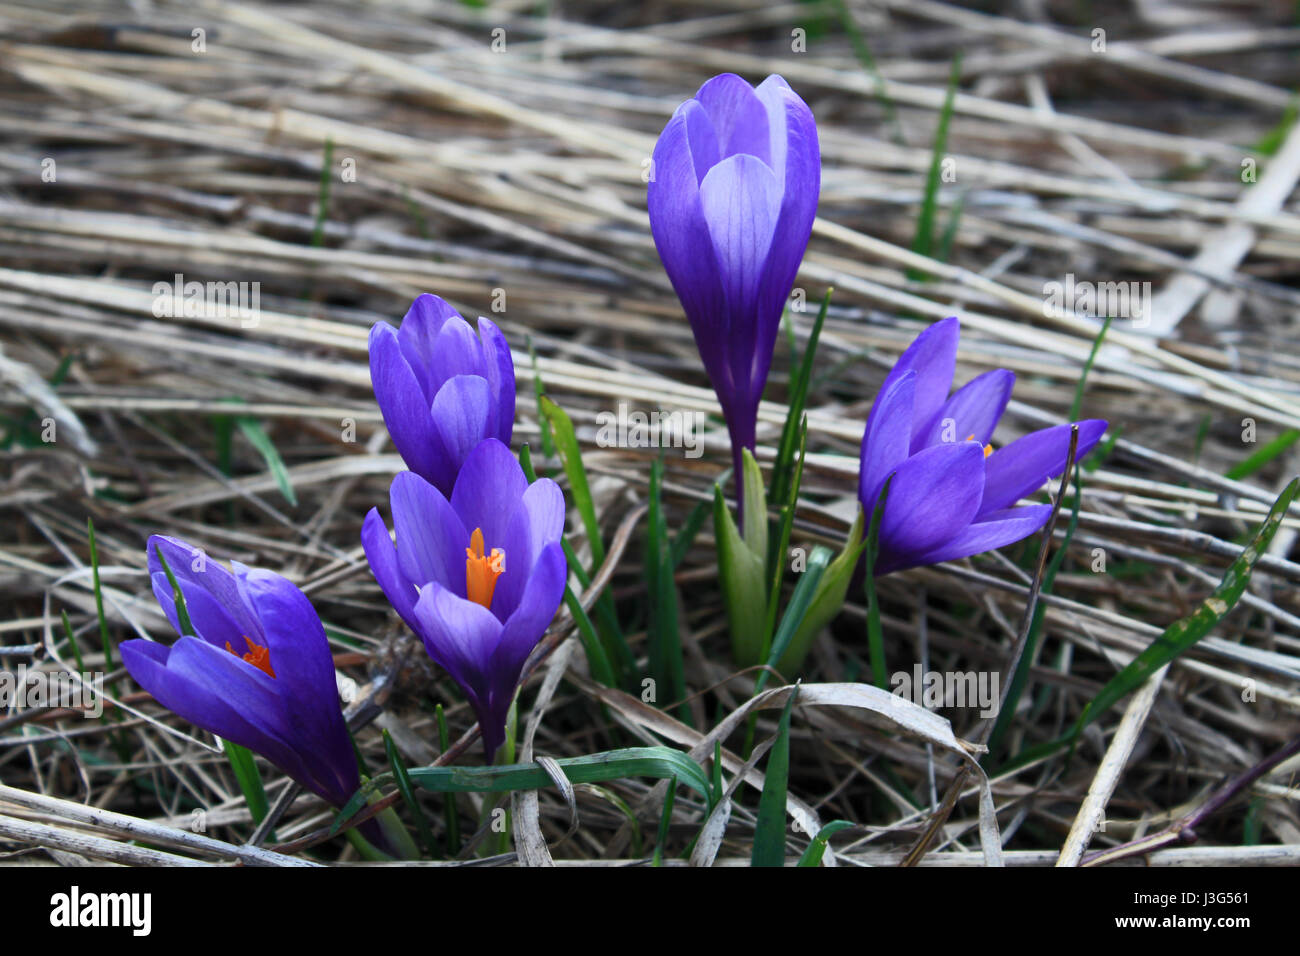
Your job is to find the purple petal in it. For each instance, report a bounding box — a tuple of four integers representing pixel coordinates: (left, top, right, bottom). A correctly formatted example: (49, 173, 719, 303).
(390, 471, 468, 598)
(147, 535, 260, 641)
(678, 99, 721, 184)
(449, 438, 527, 556)
(361, 507, 417, 627)
(698, 153, 782, 402)
(648, 111, 729, 395)
(859, 369, 916, 516)
(753, 75, 820, 350)
(917, 368, 1014, 452)
(494, 478, 566, 622)
(878, 440, 986, 558)
(495, 541, 568, 674)
(430, 375, 496, 472)
(978, 419, 1108, 517)
(149, 570, 244, 651)
(395, 294, 461, 400)
(428, 316, 486, 394)
(126, 636, 302, 774)
(476, 316, 516, 446)
(236, 566, 358, 805)
(893, 504, 1054, 572)
(694, 73, 771, 164)
(879, 318, 960, 450)
(411, 582, 501, 710)
(369, 322, 448, 488)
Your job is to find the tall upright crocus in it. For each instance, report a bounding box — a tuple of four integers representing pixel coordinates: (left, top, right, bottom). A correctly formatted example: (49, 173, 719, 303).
(369, 293, 515, 496)
(122, 535, 360, 810)
(860, 317, 1108, 575)
(648, 73, 820, 480)
(362, 439, 567, 759)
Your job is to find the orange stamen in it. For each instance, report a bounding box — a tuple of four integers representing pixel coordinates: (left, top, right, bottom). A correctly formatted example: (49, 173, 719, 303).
(465, 527, 505, 610)
(226, 636, 276, 678)
(967, 434, 994, 459)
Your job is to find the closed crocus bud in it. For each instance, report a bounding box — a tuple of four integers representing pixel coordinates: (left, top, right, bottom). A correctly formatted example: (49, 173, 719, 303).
(369, 294, 515, 496)
(648, 73, 820, 481)
(860, 317, 1108, 574)
(122, 535, 361, 811)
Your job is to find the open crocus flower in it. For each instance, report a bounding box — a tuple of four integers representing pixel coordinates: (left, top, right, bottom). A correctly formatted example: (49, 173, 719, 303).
(361, 438, 568, 759)
(369, 293, 515, 496)
(648, 73, 819, 479)
(860, 317, 1107, 575)
(121, 535, 360, 810)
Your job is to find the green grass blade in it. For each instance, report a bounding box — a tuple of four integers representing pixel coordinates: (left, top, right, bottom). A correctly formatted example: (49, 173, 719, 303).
(236, 416, 298, 506)
(382, 728, 437, 858)
(435, 704, 460, 856)
(222, 740, 269, 825)
(751, 687, 798, 867)
(797, 820, 853, 867)
(863, 476, 893, 688)
(652, 779, 676, 866)
(907, 54, 962, 282)
(1072, 476, 1298, 735)
(86, 517, 114, 671)
(758, 546, 830, 693)
(1069, 316, 1113, 422)
(152, 542, 194, 637)
(647, 457, 688, 723)
(330, 747, 714, 832)
(1226, 429, 1300, 481)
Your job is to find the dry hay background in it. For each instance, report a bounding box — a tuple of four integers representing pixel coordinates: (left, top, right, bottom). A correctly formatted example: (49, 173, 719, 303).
(1, 0, 1300, 866)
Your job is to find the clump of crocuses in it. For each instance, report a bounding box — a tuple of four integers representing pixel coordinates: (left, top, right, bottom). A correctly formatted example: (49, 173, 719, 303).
(648, 73, 820, 480)
(362, 439, 567, 759)
(369, 293, 515, 497)
(122, 535, 361, 810)
(859, 317, 1107, 574)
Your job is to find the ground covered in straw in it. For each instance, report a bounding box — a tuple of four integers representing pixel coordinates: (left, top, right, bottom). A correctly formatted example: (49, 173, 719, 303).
(2, 0, 1299, 867)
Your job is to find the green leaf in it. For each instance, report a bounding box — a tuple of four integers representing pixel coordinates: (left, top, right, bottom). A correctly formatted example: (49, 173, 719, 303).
(236, 417, 297, 506)
(751, 686, 798, 867)
(908, 53, 962, 281)
(222, 740, 269, 825)
(647, 458, 688, 723)
(330, 747, 713, 834)
(383, 728, 436, 858)
(540, 396, 601, 564)
(863, 476, 893, 688)
(86, 517, 114, 671)
(1072, 477, 1299, 735)
(1001, 477, 1299, 773)
(769, 290, 831, 517)
(760, 547, 830, 691)
(740, 448, 768, 559)
(763, 418, 810, 661)
(714, 484, 768, 668)
(777, 507, 867, 675)
(1070, 315, 1113, 422)
(152, 542, 194, 637)
(1226, 429, 1300, 481)
(797, 820, 854, 867)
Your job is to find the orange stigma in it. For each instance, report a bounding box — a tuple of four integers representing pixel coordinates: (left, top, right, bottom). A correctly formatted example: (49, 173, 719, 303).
(967, 434, 994, 459)
(226, 636, 275, 678)
(465, 527, 505, 610)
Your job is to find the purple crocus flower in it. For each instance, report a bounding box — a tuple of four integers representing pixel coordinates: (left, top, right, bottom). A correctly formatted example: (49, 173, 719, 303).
(122, 535, 360, 810)
(860, 317, 1107, 574)
(369, 293, 515, 496)
(648, 73, 820, 480)
(361, 438, 568, 759)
